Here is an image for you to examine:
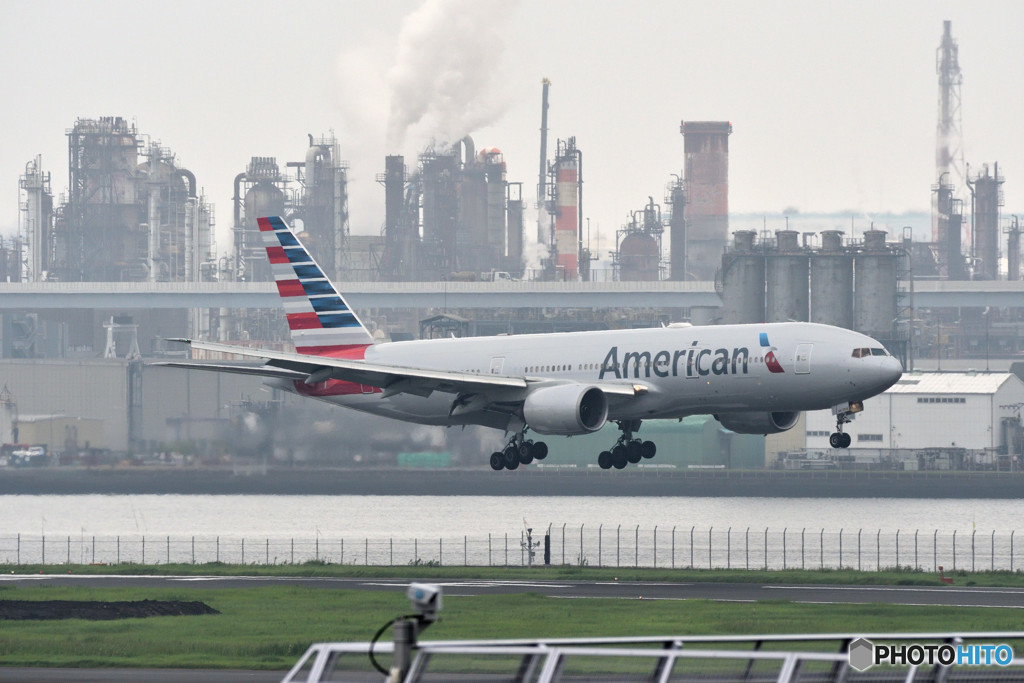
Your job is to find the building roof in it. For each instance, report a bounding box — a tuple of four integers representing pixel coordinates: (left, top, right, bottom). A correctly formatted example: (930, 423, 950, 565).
(887, 372, 1019, 395)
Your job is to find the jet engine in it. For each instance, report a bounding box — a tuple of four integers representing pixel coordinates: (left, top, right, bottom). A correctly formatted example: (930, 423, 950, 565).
(714, 411, 800, 435)
(523, 384, 609, 435)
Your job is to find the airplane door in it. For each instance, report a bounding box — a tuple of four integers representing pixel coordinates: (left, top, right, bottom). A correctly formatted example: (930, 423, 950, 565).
(794, 343, 812, 374)
(489, 356, 505, 375)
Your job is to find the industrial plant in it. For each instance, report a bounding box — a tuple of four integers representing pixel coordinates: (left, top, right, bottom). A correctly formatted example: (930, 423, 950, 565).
(2, 20, 1023, 475)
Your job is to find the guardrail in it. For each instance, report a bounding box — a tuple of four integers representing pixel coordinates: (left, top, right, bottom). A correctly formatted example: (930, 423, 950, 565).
(284, 632, 1024, 682)
(2, 526, 1023, 572)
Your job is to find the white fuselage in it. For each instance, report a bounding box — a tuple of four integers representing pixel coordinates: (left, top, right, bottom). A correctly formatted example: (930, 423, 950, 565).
(271, 322, 903, 431)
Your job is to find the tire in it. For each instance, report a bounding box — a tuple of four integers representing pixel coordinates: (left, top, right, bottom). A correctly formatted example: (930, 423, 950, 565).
(612, 450, 628, 469)
(531, 441, 548, 460)
(598, 451, 613, 469)
(641, 441, 657, 459)
(626, 440, 643, 463)
(829, 433, 842, 449)
(841, 432, 852, 449)
(489, 452, 504, 471)
(502, 447, 519, 468)
(518, 442, 534, 465)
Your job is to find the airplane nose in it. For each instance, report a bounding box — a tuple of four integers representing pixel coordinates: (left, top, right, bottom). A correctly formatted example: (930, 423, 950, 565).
(878, 356, 903, 390)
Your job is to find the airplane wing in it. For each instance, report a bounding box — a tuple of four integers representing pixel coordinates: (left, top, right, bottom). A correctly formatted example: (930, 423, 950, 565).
(150, 339, 644, 400)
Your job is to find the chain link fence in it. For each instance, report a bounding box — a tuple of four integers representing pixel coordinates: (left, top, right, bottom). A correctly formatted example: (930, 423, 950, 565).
(1, 527, 1020, 572)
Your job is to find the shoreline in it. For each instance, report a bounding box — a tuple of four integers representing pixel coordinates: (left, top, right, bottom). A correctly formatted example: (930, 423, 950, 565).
(1, 467, 1023, 498)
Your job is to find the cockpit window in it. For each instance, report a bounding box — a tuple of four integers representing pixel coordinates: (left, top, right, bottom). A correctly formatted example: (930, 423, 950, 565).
(852, 348, 868, 358)
(870, 348, 888, 356)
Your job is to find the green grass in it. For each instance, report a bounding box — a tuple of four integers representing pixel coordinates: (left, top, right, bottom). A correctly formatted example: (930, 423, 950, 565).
(4, 561, 1024, 586)
(0, 580, 1023, 671)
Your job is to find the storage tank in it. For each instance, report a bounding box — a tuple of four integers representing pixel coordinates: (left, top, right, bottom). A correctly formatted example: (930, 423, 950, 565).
(810, 230, 854, 329)
(244, 182, 285, 230)
(854, 230, 897, 339)
(765, 230, 808, 323)
(618, 232, 660, 281)
(718, 230, 764, 324)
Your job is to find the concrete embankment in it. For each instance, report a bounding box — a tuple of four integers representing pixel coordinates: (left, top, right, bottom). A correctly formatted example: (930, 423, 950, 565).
(1, 467, 1023, 498)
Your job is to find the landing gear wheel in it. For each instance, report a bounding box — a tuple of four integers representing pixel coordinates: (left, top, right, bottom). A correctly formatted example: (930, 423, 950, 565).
(518, 441, 534, 465)
(598, 451, 613, 469)
(612, 449, 628, 469)
(841, 432, 852, 449)
(502, 447, 519, 469)
(531, 441, 548, 460)
(626, 440, 643, 463)
(489, 452, 505, 471)
(641, 441, 656, 459)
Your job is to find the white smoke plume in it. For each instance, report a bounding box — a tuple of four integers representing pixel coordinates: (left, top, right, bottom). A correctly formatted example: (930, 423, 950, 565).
(385, 0, 517, 152)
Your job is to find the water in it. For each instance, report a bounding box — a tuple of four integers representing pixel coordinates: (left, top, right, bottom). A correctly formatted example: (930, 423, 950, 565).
(3, 495, 1023, 570)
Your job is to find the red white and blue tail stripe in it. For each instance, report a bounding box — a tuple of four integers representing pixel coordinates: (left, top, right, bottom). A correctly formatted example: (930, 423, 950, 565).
(259, 216, 374, 356)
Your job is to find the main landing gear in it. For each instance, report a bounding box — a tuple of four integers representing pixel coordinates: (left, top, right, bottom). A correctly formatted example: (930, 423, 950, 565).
(490, 431, 548, 471)
(597, 420, 656, 470)
(829, 408, 854, 449)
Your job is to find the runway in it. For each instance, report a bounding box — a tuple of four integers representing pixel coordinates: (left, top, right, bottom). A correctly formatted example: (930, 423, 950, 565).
(3, 573, 1024, 609)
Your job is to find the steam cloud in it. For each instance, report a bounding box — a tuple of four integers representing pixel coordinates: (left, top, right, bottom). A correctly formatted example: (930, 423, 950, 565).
(385, 0, 516, 152)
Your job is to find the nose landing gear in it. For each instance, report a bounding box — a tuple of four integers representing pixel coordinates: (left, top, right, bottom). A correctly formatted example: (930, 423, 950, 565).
(829, 404, 858, 449)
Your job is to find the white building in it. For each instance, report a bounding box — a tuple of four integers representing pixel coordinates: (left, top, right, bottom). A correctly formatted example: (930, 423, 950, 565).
(805, 371, 1024, 468)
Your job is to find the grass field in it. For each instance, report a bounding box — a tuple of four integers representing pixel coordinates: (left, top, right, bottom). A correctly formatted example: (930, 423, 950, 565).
(2, 564, 1024, 671)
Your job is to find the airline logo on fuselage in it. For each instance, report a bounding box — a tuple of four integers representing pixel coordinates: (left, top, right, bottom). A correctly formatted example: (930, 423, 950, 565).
(599, 334, 785, 380)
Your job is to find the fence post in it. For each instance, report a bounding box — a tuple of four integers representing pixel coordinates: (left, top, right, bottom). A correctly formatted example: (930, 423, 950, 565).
(746, 527, 750, 570)
(16, 533, 19, 565)
(690, 526, 695, 569)
(341, 539, 344, 565)
(764, 528, 768, 571)
(801, 528, 805, 570)
(635, 525, 640, 568)
(439, 538, 442, 566)
(562, 523, 567, 565)
(857, 529, 861, 571)
(933, 529, 937, 572)
(971, 529, 976, 572)
(992, 530, 995, 571)
(117, 536, 120, 564)
(465, 535, 468, 567)
(266, 539, 269, 565)
(839, 529, 843, 568)
(914, 529, 918, 570)
(414, 539, 418, 564)
(671, 526, 675, 569)
(617, 525, 621, 568)
(782, 528, 787, 570)
(876, 530, 880, 571)
(1013, 531, 1015, 572)
(488, 533, 491, 566)
(242, 539, 245, 565)
(727, 527, 731, 570)
(390, 538, 394, 566)
(192, 536, 195, 564)
(896, 530, 900, 569)
(93, 536, 96, 565)
(168, 536, 171, 565)
(290, 538, 294, 564)
(581, 525, 585, 567)
(953, 530, 957, 571)
(42, 535, 45, 565)
(505, 533, 508, 566)
(142, 536, 146, 565)
(365, 538, 368, 565)
(599, 525, 603, 568)
(67, 536, 70, 565)
(819, 529, 823, 569)
(708, 527, 712, 569)
(216, 536, 219, 564)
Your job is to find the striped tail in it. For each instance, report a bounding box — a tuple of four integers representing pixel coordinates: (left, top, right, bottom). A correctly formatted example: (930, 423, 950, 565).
(259, 216, 374, 356)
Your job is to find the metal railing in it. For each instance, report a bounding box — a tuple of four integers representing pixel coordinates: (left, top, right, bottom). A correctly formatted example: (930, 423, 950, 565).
(2, 527, 1022, 572)
(284, 632, 1024, 682)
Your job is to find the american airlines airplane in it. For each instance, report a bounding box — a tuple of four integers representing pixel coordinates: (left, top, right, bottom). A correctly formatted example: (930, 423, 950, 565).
(156, 216, 902, 471)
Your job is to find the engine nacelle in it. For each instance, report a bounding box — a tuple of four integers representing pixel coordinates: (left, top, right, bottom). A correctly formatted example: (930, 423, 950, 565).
(523, 385, 609, 436)
(715, 411, 800, 435)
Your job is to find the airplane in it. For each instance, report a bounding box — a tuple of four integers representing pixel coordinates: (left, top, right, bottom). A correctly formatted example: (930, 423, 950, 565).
(153, 216, 903, 471)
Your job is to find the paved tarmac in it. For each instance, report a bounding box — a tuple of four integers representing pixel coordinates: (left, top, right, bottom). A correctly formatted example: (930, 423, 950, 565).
(3, 573, 1024, 608)
(4, 574, 1024, 682)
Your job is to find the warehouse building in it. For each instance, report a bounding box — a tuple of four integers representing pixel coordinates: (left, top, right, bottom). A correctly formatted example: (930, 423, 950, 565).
(803, 372, 1024, 470)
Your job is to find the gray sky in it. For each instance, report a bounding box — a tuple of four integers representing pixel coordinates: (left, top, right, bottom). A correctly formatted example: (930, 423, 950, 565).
(1, 0, 1021, 253)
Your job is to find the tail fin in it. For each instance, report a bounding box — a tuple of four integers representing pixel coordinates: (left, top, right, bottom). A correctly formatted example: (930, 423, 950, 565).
(258, 216, 374, 356)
